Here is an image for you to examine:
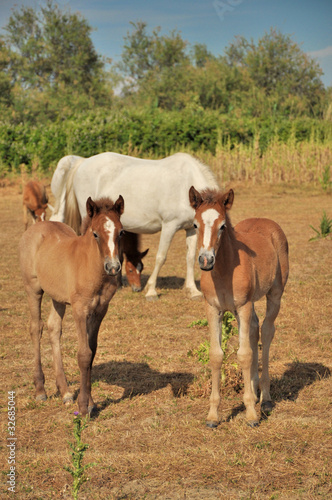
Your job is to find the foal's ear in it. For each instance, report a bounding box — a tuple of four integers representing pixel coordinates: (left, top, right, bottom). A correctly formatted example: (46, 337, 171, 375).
(113, 195, 124, 216)
(86, 197, 97, 217)
(140, 248, 149, 259)
(189, 186, 203, 209)
(221, 189, 234, 210)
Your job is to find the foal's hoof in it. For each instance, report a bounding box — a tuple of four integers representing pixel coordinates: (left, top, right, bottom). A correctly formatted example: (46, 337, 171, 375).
(261, 401, 273, 415)
(247, 420, 259, 428)
(206, 420, 219, 429)
(36, 394, 47, 402)
(63, 393, 74, 405)
(88, 405, 96, 415)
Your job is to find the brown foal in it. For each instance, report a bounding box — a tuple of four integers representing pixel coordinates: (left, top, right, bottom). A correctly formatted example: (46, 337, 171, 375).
(19, 196, 124, 416)
(23, 180, 49, 230)
(189, 187, 289, 427)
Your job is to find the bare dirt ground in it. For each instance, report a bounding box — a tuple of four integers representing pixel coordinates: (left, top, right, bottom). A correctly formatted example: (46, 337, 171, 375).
(0, 180, 331, 499)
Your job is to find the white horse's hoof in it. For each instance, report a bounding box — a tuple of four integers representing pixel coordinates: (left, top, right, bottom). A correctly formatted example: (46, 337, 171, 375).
(146, 294, 159, 301)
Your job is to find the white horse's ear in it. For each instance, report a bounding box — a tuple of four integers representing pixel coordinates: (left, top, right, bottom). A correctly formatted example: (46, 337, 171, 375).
(47, 203, 54, 213)
(189, 186, 203, 209)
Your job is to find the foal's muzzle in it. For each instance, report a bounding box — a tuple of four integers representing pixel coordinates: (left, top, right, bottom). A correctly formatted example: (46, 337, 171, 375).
(104, 257, 121, 276)
(198, 251, 215, 271)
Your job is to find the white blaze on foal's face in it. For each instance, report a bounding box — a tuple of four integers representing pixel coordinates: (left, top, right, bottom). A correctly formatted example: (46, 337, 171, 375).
(104, 218, 116, 257)
(200, 208, 224, 250)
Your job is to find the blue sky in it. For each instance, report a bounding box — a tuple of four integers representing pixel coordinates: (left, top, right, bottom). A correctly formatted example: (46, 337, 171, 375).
(1, 0, 331, 86)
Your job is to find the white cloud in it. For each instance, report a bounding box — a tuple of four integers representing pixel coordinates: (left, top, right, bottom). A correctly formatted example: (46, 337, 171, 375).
(307, 46, 332, 59)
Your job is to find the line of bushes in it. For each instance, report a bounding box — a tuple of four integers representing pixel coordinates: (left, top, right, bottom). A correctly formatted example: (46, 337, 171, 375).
(0, 108, 331, 174)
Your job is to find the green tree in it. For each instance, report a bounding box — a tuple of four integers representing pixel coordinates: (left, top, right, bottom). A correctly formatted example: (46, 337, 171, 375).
(225, 28, 325, 116)
(2, 0, 111, 121)
(0, 39, 13, 107)
(118, 21, 190, 109)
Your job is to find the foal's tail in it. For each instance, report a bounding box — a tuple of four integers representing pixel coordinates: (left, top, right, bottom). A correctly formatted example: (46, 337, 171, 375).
(271, 225, 289, 291)
(64, 158, 85, 234)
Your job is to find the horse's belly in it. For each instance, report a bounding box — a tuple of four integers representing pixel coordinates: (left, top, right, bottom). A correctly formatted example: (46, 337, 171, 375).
(120, 212, 162, 234)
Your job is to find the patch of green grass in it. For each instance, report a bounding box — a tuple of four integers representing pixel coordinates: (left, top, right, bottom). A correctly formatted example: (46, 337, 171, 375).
(309, 211, 332, 240)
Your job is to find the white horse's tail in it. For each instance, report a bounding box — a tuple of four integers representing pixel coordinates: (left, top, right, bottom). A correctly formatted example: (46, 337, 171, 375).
(51, 156, 83, 218)
(64, 158, 85, 234)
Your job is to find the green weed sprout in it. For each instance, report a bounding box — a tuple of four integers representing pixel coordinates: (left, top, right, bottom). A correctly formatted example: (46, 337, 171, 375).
(64, 412, 96, 500)
(309, 211, 332, 241)
(319, 165, 332, 191)
(188, 312, 238, 381)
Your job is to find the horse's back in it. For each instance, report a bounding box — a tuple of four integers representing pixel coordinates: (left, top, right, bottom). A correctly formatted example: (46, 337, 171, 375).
(19, 221, 77, 292)
(20, 221, 76, 258)
(236, 218, 288, 253)
(73, 152, 218, 232)
(235, 217, 289, 290)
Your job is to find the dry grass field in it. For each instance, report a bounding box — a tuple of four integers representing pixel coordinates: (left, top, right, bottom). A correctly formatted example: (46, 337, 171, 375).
(1, 177, 331, 499)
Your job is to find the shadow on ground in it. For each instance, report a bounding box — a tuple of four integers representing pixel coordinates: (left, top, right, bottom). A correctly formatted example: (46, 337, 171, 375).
(90, 360, 194, 415)
(225, 361, 331, 423)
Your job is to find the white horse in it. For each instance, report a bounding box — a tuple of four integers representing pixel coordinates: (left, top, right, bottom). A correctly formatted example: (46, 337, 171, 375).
(50, 152, 219, 299)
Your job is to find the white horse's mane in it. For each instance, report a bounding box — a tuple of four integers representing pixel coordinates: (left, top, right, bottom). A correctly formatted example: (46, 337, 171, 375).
(171, 152, 219, 189)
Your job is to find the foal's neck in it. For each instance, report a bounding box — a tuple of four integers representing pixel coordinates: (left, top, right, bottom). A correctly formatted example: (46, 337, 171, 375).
(216, 216, 237, 267)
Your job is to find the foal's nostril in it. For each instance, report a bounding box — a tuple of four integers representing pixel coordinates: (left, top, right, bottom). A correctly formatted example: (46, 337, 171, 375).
(104, 259, 121, 276)
(198, 253, 215, 270)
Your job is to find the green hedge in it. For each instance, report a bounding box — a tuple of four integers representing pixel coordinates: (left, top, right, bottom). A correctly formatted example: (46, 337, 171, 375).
(0, 109, 331, 173)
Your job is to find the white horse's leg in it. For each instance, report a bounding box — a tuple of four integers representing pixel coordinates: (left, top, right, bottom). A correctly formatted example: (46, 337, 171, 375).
(185, 227, 202, 299)
(237, 302, 259, 426)
(206, 302, 223, 428)
(145, 223, 176, 300)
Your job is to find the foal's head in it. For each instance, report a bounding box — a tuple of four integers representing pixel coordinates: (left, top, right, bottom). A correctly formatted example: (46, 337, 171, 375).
(189, 186, 234, 271)
(84, 196, 125, 276)
(34, 205, 48, 222)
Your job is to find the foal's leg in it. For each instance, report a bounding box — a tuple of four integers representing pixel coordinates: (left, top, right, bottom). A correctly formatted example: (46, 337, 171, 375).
(47, 300, 73, 404)
(26, 290, 47, 401)
(73, 307, 92, 416)
(237, 302, 259, 426)
(23, 204, 28, 231)
(185, 227, 202, 299)
(260, 290, 281, 413)
(85, 305, 109, 412)
(205, 301, 224, 428)
(250, 307, 260, 402)
(145, 223, 176, 300)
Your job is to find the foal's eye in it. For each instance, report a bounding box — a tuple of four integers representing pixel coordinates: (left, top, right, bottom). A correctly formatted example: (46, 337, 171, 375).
(193, 223, 198, 229)
(219, 223, 226, 233)
(93, 231, 99, 239)
(119, 229, 125, 238)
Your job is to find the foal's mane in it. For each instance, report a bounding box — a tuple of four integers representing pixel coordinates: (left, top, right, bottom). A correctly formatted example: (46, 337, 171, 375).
(199, 189, 221, 205)
(81, 197, 117, 235)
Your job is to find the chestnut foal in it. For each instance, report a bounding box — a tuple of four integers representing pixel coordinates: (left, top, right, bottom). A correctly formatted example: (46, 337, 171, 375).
(19, 196, 124, 416)
(23, 180, 50, 230)
(189, 187, 289, 427)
